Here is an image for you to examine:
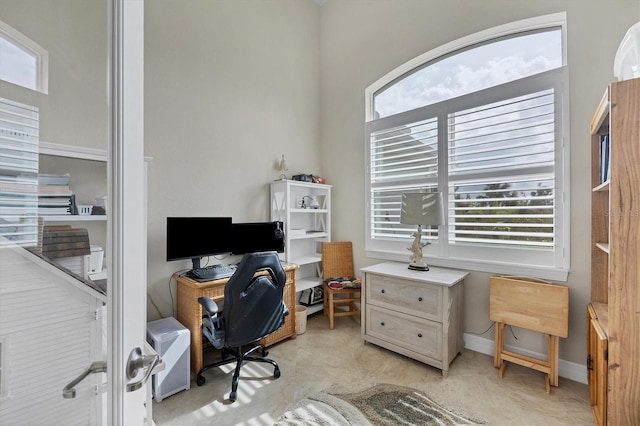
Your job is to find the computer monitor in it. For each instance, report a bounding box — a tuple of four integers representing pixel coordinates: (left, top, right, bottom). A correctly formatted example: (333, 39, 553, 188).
(166, 217, 232, 269)
(230, 221, 285, 255)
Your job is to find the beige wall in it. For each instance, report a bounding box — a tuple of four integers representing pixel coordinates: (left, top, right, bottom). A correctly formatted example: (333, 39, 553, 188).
(319, 0, 639, 366)
(144, 0, 322, 318)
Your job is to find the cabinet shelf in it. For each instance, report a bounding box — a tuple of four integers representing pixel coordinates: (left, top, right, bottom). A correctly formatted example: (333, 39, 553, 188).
(592, 181, 610, 192)
(289, 232, 328, 240)
(296, 277, 322, 293)
(44, 215, 107, 222)
(290, 208, 329, 214)
(305, 303, 324, 315)
(289, 254, 321, 266)
(590, 88, 610, 135)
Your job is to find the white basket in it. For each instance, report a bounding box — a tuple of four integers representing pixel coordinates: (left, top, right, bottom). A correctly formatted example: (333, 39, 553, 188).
(78, 205, 92, 215)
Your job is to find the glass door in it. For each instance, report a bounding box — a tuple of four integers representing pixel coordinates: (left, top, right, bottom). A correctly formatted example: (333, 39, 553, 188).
(0, 1, 149, 424)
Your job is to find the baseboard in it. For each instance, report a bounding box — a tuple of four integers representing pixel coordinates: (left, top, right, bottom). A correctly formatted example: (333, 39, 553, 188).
(463, 333, 587, 385)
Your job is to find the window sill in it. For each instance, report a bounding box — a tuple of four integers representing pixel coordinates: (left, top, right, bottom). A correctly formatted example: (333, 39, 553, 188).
(365, 250, 569, 282)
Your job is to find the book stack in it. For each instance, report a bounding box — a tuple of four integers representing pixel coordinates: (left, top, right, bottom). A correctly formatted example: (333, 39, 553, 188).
(42, 225, 90, 259)
(37, 173, 77, 215)
(599, 134, 610, 184)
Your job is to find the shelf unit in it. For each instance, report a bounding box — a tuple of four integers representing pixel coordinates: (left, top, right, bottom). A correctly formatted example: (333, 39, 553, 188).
(43, 215, 107, 222)
(271, 180, 331, 315)
(588, 78, 640, 425)
(37, 142, 109, 279)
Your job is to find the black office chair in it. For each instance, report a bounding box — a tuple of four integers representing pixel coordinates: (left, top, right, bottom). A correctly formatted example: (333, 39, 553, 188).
(196, 251, 288, 402)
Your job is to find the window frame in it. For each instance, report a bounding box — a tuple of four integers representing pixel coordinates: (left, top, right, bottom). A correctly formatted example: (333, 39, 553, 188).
(0, 19, 49, 94)
(364, 13, 570, 282)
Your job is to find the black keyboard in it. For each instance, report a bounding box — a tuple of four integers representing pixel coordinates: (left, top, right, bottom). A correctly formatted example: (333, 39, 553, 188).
(189, 264, 238, 281)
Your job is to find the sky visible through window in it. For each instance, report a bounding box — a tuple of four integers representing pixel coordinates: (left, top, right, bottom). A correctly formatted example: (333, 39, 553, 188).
(0, 35, 37, 91)
(374, 29, 562, 118)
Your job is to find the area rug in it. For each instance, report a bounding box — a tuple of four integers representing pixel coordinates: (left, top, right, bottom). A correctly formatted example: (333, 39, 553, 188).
(275, 383, 485, 425)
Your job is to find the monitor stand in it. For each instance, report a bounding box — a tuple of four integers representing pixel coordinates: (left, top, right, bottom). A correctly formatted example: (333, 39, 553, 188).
(191, 257, 202, 270)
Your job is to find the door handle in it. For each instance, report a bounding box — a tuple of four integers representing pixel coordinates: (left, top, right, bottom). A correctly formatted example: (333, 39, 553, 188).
(62, 361, 107, 399)
(125, 347, 160, 392)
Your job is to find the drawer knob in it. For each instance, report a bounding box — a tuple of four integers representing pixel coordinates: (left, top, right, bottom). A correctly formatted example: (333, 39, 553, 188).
(418, 297, 423, 302)
(418, 333, 423, 338)
(381, 289, 385, 294)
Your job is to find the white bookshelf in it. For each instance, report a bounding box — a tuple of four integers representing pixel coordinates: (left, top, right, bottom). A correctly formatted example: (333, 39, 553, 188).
(271, 180, 331, 316)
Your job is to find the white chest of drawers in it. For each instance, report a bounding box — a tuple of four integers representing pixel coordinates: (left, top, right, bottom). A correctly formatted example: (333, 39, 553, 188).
(360, 262, 469, 376)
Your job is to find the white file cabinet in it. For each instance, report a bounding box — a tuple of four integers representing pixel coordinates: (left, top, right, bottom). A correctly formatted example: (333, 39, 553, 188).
(360, 262, 468, 377)
(146, 317, 191, 402)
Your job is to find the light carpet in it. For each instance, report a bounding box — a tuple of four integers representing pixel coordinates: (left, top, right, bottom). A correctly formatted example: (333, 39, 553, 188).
(276, 383, 485, 425)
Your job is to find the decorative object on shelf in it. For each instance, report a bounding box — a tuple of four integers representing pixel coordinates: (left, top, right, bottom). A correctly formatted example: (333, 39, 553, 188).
(277, 154, 288, 180)
(298, 195, 320, 209)
(292, 174, 314, 182)
(613, 20, 639, 81)
(299, 285, 323, 306)
(42, 224, 90, 259)
(400, 192, 443, 271)
(291, 174, 326, 184)
(78, 205, 92, 216)
(91, 196, 107, 215)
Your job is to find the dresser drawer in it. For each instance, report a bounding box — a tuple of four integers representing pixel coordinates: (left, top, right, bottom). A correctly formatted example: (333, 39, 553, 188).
(366, 305, 442, 361)
(366, 274, 442, 321)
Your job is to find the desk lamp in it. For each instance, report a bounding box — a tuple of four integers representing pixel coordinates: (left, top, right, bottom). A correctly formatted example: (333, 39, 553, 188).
(400, 192, 443, 271)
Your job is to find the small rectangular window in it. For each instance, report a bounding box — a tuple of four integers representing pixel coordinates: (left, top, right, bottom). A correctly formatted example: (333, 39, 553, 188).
(0, 19, 48, 94)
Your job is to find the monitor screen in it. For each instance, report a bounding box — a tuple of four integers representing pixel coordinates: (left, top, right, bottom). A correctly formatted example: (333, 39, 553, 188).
(230, 221, 284, 255)
(166, 217, 232, 268)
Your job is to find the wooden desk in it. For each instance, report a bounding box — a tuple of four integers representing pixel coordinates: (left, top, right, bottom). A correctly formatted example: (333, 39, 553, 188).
(174, 263, 298, 377)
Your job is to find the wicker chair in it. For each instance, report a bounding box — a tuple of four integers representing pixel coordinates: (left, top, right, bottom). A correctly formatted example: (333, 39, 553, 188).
(321, 241, 361, 329)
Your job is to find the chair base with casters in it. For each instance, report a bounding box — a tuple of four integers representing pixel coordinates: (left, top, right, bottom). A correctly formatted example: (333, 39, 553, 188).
(196, 344, 280, 402)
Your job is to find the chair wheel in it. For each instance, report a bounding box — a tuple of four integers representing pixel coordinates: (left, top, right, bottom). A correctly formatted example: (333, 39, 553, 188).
(229, 391, 237, 402)
(196, 375, 206, 386)
(221, 348, 230, 359)
(261, 347, 269, 357)
(274, 367, 281, 378)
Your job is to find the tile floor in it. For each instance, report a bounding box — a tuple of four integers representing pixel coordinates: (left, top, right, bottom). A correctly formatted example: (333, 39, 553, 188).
(152, 313, 593, 426)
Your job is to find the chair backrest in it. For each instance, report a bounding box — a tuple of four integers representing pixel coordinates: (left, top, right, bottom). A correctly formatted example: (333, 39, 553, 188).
(223, 251, 287, 347)
(321, 241, 354, 280)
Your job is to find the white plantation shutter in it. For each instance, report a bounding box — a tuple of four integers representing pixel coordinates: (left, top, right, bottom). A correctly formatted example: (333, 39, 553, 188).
(365, 68, 568, 278)
(0, 97, 39, 248)
(448, 89, 555, 249)
(370, 117, 439, 242)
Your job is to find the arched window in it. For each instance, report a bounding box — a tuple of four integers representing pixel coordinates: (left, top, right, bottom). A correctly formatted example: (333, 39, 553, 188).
(364, 13, 569, 281)
(0, 20, 48, 93)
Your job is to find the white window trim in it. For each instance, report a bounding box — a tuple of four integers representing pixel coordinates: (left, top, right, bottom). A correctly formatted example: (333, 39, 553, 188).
(0, 19, 49, 94)
(364, 14, 570, 282)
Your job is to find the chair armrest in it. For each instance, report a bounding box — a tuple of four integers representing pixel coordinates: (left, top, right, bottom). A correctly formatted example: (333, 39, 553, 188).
(198, 297, 219, 315)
